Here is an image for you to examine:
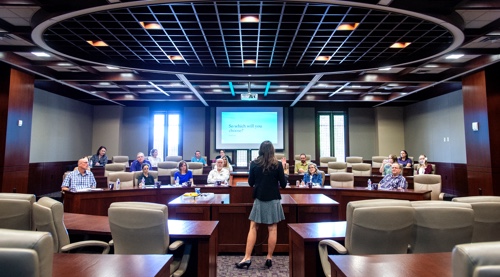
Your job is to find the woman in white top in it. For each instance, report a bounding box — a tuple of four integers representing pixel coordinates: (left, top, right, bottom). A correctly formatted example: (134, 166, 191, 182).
(147, 148, 162, 167)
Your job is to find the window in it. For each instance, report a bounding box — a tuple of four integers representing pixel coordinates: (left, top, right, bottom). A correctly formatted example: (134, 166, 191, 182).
(236, 150, 248, 167)
(152, 112, 181, 158)
(318, 112, 346, 162)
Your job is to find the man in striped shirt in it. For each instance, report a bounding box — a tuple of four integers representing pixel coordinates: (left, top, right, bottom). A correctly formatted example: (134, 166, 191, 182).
(61, 156, 96, 192)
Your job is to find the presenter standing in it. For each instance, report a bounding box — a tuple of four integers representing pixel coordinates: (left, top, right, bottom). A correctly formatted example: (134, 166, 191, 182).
(235, 140, 287, 270)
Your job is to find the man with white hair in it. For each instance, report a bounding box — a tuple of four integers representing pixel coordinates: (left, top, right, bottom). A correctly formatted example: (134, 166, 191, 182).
(61, 156, 96, 191)
(207, 158, 230, 184)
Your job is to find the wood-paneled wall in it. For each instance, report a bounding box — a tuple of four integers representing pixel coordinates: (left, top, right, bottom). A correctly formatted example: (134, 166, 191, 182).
(0, 67, 34, 192)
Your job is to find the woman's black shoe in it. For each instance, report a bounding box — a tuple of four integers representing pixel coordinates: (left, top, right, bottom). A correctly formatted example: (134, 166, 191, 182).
(235, 260, 251, 270)
(264, 259, 272, 269)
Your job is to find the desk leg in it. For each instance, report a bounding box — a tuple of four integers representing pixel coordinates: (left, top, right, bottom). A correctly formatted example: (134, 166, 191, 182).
(196, 225, 218, 277)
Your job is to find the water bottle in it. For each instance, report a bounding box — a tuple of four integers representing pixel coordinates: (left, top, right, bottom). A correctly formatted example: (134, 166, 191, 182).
(89, 159, 93, 168)
(141, 177, 145, 188)
(175, 176, 180, 185)
(296, 180, 300, 187)
(116, 178, 121, 190)
(367, 179, 372, 190)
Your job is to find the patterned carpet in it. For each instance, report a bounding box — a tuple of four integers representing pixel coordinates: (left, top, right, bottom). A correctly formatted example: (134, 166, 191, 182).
(217, 255, 289, 277)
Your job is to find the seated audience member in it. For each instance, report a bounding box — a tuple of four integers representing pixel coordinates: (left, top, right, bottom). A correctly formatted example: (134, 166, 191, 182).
(222, 156, 233, 172)
(415, 154, 433, 175)
(281, 156, 289, 175)
(379, 154, 397, 176)
(130, 152, 152, 172)
(379, 163, 407, 190)
(147, 148, 162, 167)
(137, 163, 155, 186)
(397, 150, 413, 168)
(294, 153, 308, 174)
(173, 160, 193, 185)
(90, 146, 107, 167)
(301, 163, 322, 185)
(191, 150, 207, 166)
(207, 158, 230, 184)
(61, 156, 96, 191)
(215, 150, 232, 164)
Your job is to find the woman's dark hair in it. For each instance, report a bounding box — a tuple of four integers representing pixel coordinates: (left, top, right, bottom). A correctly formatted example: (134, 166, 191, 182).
(96, 146, 106, 155)
(150, 148, 158, 156)
(401, 150, 408, 159)
(254, 140, 278, 171)
(178, 160, 188, 173)
(141, 163, 150, 169)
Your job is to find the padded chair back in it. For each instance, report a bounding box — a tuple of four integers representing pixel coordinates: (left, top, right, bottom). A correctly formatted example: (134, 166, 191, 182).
(345, 156, 363, 167)
(319, 157, 337, 166)
(108, 172, 135, 189)
(294, 154, 311, 166)
(275, 153, 285, 160)
(112, 156, 129, 165)
(348, 206, 414, 255)
(186, 162, 203, 175)
(411, 204, 474, 253)
(318, 170, 326, 186)
(414, 174, 442, 200)
(452, 241, 500, 277)
(0, 193, 36, 230)
(345, 199, 411, 251)
(133, 171, 158, 186)
(157, 162, 178, 176)
(351, 163, 372, 176)
(165, 156, 182, 162)
(473, 266, 500, 277)
(453, 196, 500, 242)
(104, 163, 126, 177)
(108, 202, 169, 254)
(371, 156, 386, 168)
(330, 172, 354, 188)
(327, 162, 347, 173)
(33, 197, 71, 253)
(0, 229, 53, 277)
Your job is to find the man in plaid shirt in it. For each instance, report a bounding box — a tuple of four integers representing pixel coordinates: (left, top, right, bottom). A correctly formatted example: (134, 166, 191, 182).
(61, 156, 96, 192)
(379, 163, 407, 190)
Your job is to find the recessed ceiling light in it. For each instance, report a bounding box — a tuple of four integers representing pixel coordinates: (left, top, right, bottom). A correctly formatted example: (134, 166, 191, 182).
(424, 64, 439, 68)
(86, 40, 108, 47)
(57, 62, 72, 66)
(248, 75, 252, 77)
(390, 42, 411, 48)
(106, 66, 119, 70)
(31, 52, 50, 57)
(244, 60, 256, 64)
(169, 55, 183, 60)
(277, 89, 287, 92)
(98, 82, 111, 86)
(139, 22, 162, 29)
(170, 83, 182, 86)
(280, 85, 289, 88)
(387, 83, 399, 86)
(351, 85, 361, 88)
(210, 85, 219, 88)
(379, 67, 392, 71)
(213, 89, 222, 92)
(240, 15, 259, 23)
(337, 23, 359, 31)
(445, 54, 464, 60)
(316, 56, 330, 61)
(120, 73, 133, 77)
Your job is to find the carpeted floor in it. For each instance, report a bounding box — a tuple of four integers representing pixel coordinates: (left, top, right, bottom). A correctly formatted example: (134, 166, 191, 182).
(217, 255, 289, 277)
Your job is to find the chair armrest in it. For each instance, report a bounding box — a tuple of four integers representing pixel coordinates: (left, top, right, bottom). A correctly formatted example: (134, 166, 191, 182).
(318, 239, 347, 277)
(169, 240, 184, 251)
(61, 240, 110, 254)
(108, 240, 114, 247)
(439, 192, 445, 200)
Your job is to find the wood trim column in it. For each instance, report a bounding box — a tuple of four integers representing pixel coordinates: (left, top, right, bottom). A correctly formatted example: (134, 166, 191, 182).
(0, 65, 35, 193)
(462, 63, 500, 196)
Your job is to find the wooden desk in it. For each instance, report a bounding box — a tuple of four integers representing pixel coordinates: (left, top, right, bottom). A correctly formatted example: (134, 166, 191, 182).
(288, 194, 339, 222)
(332, 187, 431, 220)
(63, 213, 218, 277)
(168, 194, 230, 220)
(329, 252, 452, 277)
(53, 253, 172, 277)
(230, 171, 249, 186)
(288, 221, 346, 277)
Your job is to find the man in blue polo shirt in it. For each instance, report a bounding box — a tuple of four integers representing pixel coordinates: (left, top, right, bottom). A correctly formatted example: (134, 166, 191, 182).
(130, 152, 152, 172)
(191, 150, 207, 166)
